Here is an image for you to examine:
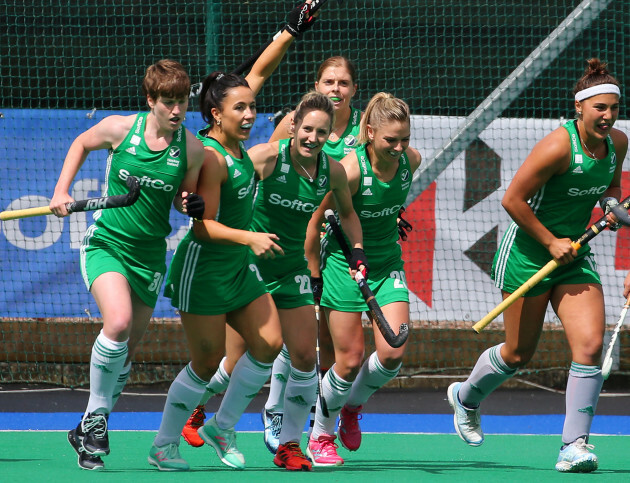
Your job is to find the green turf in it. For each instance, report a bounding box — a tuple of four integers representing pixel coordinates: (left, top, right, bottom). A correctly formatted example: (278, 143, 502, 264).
(2, 432, 628, 481)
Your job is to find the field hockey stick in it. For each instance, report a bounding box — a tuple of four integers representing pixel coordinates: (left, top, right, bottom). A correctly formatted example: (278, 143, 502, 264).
(602, 294, 630, 380)
(0, 176, 141, 221)
(324, 209, 410, 348)
(473, 195, 630, 333)
(313, 300, 330, 417)
(190, 0, 333, 97)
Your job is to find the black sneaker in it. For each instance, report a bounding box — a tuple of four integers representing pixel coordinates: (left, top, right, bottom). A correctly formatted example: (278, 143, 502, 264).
(68, 425, 105, 470)
(81, 413, 110, 456)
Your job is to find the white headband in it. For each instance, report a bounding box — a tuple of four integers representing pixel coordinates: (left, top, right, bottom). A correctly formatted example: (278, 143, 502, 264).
(575, 83, 621, 101)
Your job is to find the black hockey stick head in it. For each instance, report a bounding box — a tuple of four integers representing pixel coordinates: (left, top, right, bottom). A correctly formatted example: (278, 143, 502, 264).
(66, 175, 141, 214)
(357, 275, 409, 348)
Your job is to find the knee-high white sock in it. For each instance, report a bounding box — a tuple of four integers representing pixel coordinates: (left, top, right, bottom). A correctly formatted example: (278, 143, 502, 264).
(112, 362, 131, 410)
(215, 351, 272, 430)
(199, 357, 231, 406)
(154, 363, 208, 447)
(86, 330, 129, 416)
(459, 343, 516, 408)
(312, 365, 352, 439)
(278, 366, 317, 445)
(347, 352, 400, 407)
(562, 362, 603, 444)
(265, 345, 291, 413)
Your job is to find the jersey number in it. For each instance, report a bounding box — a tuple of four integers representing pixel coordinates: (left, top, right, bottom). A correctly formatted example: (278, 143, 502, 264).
(390, 270, 407, 289)
(148, 272, 164, 294)
(294, 274, 312, 294)
(249, 264, 263, 282)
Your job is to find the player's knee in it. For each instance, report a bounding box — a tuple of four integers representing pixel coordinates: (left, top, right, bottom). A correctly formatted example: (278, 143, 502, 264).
(267, 335, 283, 355)
(335, 357, 363, 381)
(191, 354, 223, 380)
(103, 319, 132, 341)
(502, 348, 534, 368)
(344, 365, 361, 381)
(291, 352, 316, 372)
(249, 337, 282, 364)
(573, 338, 604, 365)
(379, 353, 403, 371)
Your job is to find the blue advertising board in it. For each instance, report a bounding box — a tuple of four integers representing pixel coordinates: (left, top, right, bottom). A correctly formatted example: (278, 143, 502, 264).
(0, 109, 275, 318)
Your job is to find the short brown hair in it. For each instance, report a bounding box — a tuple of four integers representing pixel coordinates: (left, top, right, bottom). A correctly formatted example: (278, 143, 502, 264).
(142, 59, 190, 101)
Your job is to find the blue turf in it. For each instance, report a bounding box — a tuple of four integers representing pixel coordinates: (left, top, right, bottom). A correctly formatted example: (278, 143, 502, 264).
(1, 412, 629, 435)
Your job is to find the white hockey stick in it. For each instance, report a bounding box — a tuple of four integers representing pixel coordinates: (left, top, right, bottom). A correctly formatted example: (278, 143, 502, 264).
(602, 294, 630, 380)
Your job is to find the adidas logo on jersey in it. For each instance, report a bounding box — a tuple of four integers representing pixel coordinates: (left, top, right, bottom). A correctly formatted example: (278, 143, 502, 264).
(125, 146, 136, 155)
(233, 168, 241, 178)
(276, 174, 287, 183)
(572, 166, 583, 174)
(362, 188, 373, 196)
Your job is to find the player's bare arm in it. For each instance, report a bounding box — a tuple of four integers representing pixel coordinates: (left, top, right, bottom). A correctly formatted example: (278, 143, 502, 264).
(50, 115, 136, 216)
(502, 127, 575, 261)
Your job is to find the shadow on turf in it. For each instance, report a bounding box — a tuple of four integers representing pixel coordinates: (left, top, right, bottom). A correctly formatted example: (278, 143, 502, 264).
(332, 460, 531, 473)
(343, 459, 630, 475)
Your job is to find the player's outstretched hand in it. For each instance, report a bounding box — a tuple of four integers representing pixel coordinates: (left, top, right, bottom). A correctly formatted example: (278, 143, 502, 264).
(285, 1, 318, 37)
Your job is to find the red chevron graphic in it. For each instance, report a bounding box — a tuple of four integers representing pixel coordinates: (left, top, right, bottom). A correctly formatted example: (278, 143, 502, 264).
(401, 182, 436, 308)
(612, 172, 630, 269)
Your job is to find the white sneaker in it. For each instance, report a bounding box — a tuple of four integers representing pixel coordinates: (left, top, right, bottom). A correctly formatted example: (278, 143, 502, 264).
(261, 408, 283, 455)
(447, 382, 484, 446)
(555, 437, 598, 473)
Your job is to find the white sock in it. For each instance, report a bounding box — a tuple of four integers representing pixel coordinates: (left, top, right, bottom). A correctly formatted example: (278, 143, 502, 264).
(278, 366, 317, 445)
(459, 343, 516, 408)
(112, 362, 131, 409)
(199, 357, 231, 406)
(265, 345, 291, 412)
(312, 365, 352, 439)
(347, 352, 400, 407)
(215, 351, 272, 430)
(86, 330, 129, 416)
(562, 362, 603, 444)
(154, 363, 208, 447)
